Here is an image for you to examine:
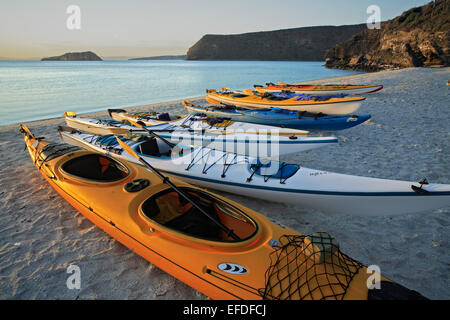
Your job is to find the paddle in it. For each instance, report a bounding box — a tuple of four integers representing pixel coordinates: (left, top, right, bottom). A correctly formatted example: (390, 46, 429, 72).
(125, 118, 177, 149)
(115, 136, 240, 241)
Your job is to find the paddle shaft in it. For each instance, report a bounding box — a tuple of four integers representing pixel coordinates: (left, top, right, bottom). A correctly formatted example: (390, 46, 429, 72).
(136, 155, 240, 241)
(134, 121, 177, 148)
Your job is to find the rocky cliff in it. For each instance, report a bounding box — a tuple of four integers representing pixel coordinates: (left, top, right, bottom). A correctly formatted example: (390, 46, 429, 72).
(41, 51, 103, 61)
(325, 0, 449, 71)
(186, 25, 367, 61)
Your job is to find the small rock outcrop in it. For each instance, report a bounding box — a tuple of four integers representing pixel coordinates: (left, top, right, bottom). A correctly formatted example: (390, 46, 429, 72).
(41, 51, 103, 61)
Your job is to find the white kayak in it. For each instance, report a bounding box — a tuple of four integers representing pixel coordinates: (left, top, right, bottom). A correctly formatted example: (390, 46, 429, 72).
(107, 108, 308, 134)
(58, 126, 450, 216)
(65, 112, 337, 158)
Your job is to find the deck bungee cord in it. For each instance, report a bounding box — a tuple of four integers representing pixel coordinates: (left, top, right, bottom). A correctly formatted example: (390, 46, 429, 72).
(131, 119, 298, 184)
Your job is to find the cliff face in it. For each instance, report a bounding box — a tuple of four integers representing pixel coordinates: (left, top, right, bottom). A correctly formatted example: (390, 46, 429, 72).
(325, 0, 449, 71)
(186, 25, 367, 61)
(41, 51, 103, 61)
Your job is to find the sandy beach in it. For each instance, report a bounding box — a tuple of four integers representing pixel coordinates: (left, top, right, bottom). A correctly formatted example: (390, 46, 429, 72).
(0, 67, 448, 299)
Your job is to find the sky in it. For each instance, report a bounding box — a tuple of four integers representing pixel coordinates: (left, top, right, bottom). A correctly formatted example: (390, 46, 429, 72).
(0, 0, 432, 60)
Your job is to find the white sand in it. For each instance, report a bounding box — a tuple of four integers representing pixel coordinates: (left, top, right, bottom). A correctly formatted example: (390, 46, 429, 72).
(0, 67, 448, 299)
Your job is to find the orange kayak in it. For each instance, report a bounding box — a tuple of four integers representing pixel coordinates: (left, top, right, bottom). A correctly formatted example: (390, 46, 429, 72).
(20, 124, 425, 300)
(255, 82, 384, 95)
(206, 89, 365, 114)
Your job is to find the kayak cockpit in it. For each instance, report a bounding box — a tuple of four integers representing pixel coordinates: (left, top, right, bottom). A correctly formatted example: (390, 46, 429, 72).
(140, 188, 258, 242)
(61, 154, 129, 182)
(135, 137, 172, 157)
(134, 137, 192, 159)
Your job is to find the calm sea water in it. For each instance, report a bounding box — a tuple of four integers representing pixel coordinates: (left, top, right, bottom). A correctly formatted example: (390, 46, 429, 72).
(0, 60, 359, 126)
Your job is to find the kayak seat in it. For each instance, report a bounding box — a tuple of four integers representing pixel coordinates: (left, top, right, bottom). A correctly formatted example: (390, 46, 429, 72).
(61, 154, 128, 182)
(165, 202, 222, 241)
(156, 113, 171, 121)
(138, 138, 160, 156)
(141, 190, 222, 241)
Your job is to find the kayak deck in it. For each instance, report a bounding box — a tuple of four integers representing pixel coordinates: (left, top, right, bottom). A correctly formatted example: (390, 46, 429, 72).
(59, 128, 450, 216)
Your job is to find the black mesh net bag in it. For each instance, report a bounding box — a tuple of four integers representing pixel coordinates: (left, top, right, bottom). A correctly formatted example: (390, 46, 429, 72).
(261, 232, 364, 300)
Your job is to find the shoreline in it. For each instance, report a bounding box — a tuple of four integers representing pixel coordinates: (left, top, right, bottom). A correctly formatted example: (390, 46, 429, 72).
(0, 66, 448, 299)
(4, 66, 431, 130)
(0, 59, 360, 127)
(1, 67, 417, 131)
(0, 96, 205, 131)
(0, 66, 372, 129)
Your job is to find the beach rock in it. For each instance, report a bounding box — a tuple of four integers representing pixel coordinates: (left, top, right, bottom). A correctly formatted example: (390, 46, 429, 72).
(186, 24, 367, 61)
(325, 0, 450, 71)
(41, 51, 103, 61)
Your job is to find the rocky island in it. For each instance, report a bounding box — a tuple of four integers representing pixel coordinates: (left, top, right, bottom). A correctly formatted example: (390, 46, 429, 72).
(41, 51, 103, 61)
(325, 0, 449, 71)
(186, 24, 366, 61)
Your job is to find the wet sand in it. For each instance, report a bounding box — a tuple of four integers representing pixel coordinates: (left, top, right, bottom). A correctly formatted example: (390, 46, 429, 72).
(0, 67, 448, 299)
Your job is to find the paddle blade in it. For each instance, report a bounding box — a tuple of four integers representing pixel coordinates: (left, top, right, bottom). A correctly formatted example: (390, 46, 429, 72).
(124, 116, 145, 129)
(20, 124, 35, 139)
(115, 136, 139, 159)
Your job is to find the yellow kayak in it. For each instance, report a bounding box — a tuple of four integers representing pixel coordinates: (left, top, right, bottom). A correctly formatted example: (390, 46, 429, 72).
(20, 124, 426, 300)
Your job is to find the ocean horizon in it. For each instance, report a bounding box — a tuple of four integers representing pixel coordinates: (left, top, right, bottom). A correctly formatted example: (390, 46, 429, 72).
(0, 60, 359, 126)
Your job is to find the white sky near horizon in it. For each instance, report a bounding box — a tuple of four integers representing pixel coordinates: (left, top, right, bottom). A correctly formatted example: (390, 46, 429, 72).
(0, 0, 432, 60)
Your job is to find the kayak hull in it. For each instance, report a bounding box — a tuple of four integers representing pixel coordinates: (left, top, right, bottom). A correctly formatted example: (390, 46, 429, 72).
(162, 132, 338, 158)
(185, 104, 371, 131)
(258, 84, 384, 95)
(206, 91, 364, 114)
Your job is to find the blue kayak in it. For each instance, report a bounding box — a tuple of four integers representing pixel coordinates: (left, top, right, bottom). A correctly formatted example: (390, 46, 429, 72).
(183, 102, 371, 131)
